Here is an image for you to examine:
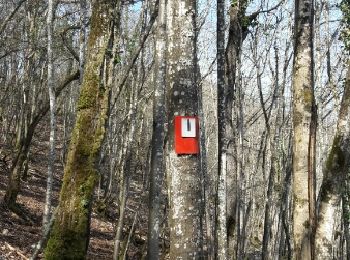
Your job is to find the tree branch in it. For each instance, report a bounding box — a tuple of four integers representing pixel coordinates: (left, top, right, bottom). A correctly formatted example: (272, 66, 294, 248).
(0, 0, 27, 35)
(113, 0, 159, 103)
(60, 26, 81, 62)
(32, 69, 80, 126)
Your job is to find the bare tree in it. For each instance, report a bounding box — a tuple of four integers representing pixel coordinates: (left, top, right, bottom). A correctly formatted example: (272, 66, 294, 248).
(216, 0, 227, 257)
(292, 0, 316, 258)
(43, 0, 55, 229)
(315, 63, 350, 259)
(166, 0, 202, 257)
(45, 0, 118, 258)
(147, 0, 166, 258)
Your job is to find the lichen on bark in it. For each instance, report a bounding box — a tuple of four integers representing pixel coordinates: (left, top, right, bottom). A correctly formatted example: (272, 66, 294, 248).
(292, 0, 316, 258)
(315, 63, 350, 259)
(166, 0, 202, 258)
(44, 0, 117, 258)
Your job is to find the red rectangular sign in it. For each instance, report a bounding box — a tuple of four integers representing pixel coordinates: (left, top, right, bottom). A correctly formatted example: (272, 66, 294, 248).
(174, 116, 199, 155)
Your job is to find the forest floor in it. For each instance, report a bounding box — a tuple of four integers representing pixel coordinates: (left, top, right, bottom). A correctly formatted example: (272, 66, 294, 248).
(0, 117, 149, 259)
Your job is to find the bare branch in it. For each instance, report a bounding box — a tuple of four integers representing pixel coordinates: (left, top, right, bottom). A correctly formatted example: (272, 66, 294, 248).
(60, 26, 81, 62)
(0, 0, 27, 36)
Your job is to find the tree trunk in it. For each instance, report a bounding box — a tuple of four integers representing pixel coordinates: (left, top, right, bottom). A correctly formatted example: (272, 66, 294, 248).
(44, 1, 117, 258)
(224, 2, 250, 257)
(147, 0, 166, 258)
(113, 65, 139, 259)
(343, 183, 350, 259)
(216, 0, 227, 257)
(3, 69, 80, 207)
(166, 0, 201, 257)
(292, 0, 315, 258)
(315, 65, 350, 258)
(79, 0, 88, 81)
(43, 0, 55, 228)
(4, 122, 35, 207)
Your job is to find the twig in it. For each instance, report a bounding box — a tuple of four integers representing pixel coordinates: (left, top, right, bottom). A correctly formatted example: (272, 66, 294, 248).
(112, 0, 159, 106)
(60, 26, 81, 62)
(5, 242, 29, 260)
(123, 211, 138, 259)
(0, 0, 27, 35)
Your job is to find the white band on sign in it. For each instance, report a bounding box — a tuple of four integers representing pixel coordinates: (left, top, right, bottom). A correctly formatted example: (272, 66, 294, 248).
(181, 118, 196, 137)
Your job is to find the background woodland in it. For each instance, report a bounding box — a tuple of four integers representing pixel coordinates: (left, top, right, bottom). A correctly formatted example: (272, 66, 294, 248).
(0, 0, 349, 259)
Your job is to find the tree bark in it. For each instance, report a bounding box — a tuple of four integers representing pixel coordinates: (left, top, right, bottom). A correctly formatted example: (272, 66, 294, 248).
(166, 0, 201, 257)
(224, 2, 250, 257)
(44, 1, 117, 258)
(216, 0, 227, 257)
(260, 40, 282, 260)
(315, 64, 350, 259)
(292, 0, 315, 258)
(113, 65, 139, 260)
(43, 0, 55, 228)
(147, 0, 166, 258)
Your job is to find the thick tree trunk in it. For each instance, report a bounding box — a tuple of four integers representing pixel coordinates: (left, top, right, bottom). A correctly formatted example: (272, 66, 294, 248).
(315, 65, 350, 259)
(147, 0, 166, 258)
(292, 0, 315, 258)
(166, 0, 201, 257)
(44, 1, 117, 258)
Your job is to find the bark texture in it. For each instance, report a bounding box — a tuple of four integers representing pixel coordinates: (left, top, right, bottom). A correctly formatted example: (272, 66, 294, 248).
(166, 0, 201, 258)
(43, 0, 55, 228)
(216, 0, 227, 257)
(224, 1, 251, 258)
(147, 0, 166, 258)
(315, 65, 350, 259)
(44, 1, 117, 258)
(292, 0, 315, 258)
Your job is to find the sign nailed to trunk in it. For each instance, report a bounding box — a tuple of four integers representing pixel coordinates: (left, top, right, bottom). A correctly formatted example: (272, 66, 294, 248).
(174, 116, 199, 155)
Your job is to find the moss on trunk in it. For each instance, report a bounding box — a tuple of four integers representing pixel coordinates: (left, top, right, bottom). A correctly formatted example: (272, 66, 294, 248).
(44, 1, 117, 258)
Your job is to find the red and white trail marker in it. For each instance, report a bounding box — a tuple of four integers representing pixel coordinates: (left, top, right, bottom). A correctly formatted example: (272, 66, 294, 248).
(174, 116, 199, 155)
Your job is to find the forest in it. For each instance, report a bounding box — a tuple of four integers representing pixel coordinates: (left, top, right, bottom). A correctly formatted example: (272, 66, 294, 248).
(0, 0, 349, 259)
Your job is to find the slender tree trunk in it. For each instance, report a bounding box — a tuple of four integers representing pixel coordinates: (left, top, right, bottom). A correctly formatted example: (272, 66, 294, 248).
(216, 0, 227, 257)
(43, 0, 55, 228)
(198, 77, 207, 258)
(147, 0, 166, 258)
(4, 7, 33, 206)
(79, 0, 88, 81)
(343, 184, 350, 259)
(3, 71, 79, 207)
(4, 122, 35, 207)
(292, 0, 315, 258)
(113, 66, 139, 259)
(261, 38, 285, 260)
(166, 0, 201, 257)
(235, 64, 245, 259)
(113, 173, 129, 260)
(45, 1, 118, 258)
(224, 2, 251, 257)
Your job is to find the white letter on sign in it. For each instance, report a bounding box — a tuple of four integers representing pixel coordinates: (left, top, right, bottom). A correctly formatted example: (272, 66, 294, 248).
(181, 118, 196, 137)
